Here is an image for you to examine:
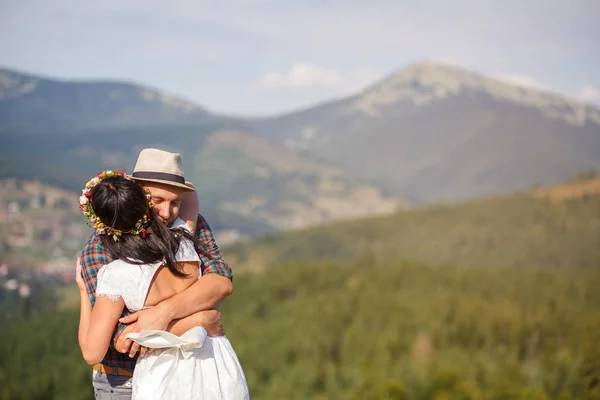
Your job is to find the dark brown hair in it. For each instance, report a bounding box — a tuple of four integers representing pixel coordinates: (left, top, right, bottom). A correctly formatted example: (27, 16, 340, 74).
(91, 175, 200, 277)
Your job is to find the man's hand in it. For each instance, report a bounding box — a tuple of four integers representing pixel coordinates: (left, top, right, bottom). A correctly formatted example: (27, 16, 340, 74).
(114, 323, 142, 356)
(195, 309, 224, 337)
(118, 305, 173, 358)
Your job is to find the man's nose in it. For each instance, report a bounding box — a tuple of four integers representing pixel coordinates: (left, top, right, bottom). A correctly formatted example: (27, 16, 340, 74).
(159, 205, 171, 219)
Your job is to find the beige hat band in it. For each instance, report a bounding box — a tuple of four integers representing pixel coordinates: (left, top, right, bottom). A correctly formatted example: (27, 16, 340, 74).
(131, 171, 186, 185)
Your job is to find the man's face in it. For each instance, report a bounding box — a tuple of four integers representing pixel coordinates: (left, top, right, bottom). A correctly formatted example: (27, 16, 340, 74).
(143, 182, 185, 226)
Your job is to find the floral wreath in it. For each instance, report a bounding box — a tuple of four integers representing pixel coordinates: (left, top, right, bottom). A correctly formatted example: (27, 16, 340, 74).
(79, 170, 153, 241)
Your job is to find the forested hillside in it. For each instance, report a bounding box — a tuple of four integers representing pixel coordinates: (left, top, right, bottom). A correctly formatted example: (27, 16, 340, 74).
(225, 179, 600, 271)
(2, 178, 598, 399)
(2, 261, 600, 399)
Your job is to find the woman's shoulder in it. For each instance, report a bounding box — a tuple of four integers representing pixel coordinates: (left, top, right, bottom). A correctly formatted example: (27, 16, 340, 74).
(96, 259, 162, 307)
(98, 259, 161, 281)
(97, 260, 126, 283)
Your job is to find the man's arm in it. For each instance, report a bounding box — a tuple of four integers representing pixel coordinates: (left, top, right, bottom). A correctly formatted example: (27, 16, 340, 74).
(158, 213, 234, 319)
(119, 214, 233, 355)
(179, 182, 199, 232)
(80, 234, 224, 356)
(145, 274, 232, 322)
(121, 213, 232, 324)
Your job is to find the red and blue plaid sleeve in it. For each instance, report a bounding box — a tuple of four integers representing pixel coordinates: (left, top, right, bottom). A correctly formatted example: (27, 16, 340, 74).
(195, 214, 233, 280)
(80, 232, 113, 306)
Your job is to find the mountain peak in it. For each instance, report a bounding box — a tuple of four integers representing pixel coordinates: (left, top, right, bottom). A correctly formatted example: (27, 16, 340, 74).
(343, 61, 600, 126)
(0, 66, 213, 126)
(0, 66, 206, 115)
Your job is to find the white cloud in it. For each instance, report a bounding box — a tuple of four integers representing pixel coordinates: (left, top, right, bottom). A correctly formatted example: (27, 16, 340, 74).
(493, 74, 547, 90)
(576, 85, 600, 105)
(253, 64, 384, 95)
(1, 0, 598, 114)
(258, 63, 343, 89)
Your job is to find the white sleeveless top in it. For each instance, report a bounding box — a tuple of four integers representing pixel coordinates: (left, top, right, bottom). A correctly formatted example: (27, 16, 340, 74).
(95, 219, 250, 400)
(96, 235, 201, 312)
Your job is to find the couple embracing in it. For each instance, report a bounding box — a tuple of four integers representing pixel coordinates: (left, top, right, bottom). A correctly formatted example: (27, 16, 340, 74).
(75, 148, 250, 399)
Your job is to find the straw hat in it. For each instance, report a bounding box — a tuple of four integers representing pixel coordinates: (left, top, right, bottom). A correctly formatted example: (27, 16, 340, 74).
(130, 148, 195, 192)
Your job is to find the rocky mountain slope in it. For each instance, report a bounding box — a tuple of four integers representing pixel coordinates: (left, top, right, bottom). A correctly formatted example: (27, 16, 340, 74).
(250, 61, 600, 202)
(0, 68, 400, 236)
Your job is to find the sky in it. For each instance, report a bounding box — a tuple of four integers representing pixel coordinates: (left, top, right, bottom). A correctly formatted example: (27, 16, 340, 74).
(1, 0, 599, 116)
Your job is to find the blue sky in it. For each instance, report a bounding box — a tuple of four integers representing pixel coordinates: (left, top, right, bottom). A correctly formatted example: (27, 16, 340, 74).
(1, 0, 599, 116)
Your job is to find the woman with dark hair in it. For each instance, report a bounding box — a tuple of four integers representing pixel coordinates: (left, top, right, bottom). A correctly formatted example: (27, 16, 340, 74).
(75, 171, 249, 400)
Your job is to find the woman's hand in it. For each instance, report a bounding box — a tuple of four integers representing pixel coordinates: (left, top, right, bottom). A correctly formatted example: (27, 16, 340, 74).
(75, 257, 87, 294)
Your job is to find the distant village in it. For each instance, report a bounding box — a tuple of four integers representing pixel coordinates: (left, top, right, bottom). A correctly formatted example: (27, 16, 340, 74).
(0, 179, 249, 300)
(0, 179, 91, 295)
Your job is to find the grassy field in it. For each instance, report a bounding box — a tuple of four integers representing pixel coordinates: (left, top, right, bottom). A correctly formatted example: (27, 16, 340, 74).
(57, 285, 81, 310)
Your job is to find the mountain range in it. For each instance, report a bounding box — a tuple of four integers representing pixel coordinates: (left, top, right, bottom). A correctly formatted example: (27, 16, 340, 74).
(1, 61, 599, 236)
(0, 67, 399, 237)
(248, 61, 600, 202)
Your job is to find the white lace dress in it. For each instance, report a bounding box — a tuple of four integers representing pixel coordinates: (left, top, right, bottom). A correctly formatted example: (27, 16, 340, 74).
(95, 235, 250, 400)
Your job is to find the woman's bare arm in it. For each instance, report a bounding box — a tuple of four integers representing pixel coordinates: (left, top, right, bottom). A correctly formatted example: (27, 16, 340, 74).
(179, 182, 199, 232)
(76, 261, 125, 365)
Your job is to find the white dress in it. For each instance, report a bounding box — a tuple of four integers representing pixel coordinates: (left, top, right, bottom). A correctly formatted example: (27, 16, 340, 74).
(95, 230, 250, 400)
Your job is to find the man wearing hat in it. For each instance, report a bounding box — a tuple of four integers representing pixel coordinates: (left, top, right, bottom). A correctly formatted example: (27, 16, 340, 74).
(79, 148, 233, 399)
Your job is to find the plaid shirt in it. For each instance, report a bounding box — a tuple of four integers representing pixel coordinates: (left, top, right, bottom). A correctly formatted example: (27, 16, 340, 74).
(80, 214, 232, 372)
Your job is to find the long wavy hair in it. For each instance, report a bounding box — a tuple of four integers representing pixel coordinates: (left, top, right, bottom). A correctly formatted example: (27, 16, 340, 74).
(90, 175, 199, 277)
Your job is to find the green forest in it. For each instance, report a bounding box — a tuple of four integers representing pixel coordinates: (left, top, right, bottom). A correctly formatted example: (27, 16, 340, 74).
(1, 182, 599, 399)
(1, 261, 600, 399)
